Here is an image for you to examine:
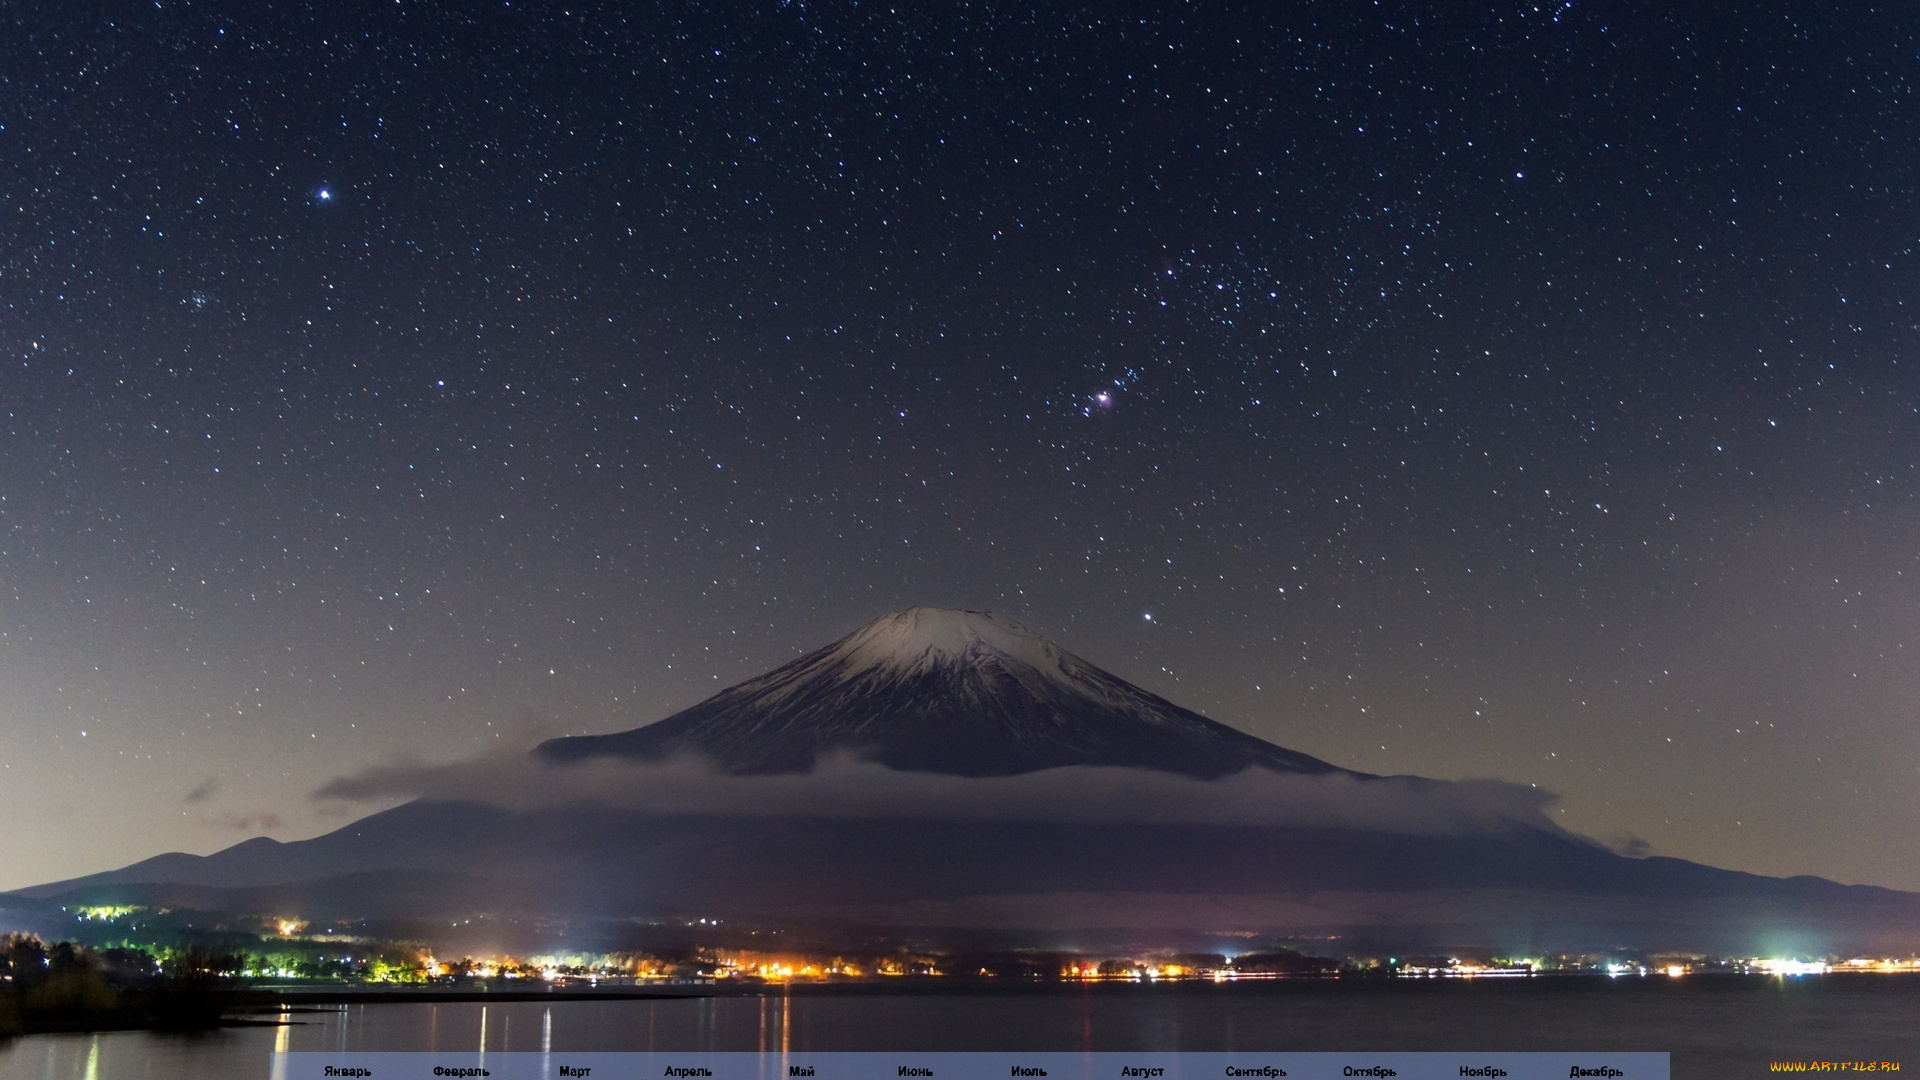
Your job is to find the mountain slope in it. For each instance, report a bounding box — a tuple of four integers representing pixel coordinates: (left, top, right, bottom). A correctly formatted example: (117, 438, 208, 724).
(18, 799, 1920, 955)
(537, 607, 1344, 777)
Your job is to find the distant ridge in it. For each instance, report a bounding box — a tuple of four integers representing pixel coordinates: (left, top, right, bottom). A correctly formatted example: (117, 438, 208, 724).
(537, 607, 1347, 778)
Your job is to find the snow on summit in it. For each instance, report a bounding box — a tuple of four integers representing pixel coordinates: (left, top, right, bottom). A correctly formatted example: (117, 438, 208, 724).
(835, 607, 1064, 675)
(538, 607, 1349, 779)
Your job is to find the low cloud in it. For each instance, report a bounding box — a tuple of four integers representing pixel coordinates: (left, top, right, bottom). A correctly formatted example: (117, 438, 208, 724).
(315, 746, 1570, 839)
(1611, 835, 1654, 858)
(183, 777, 218, 803)
(214, 811, 284, 831)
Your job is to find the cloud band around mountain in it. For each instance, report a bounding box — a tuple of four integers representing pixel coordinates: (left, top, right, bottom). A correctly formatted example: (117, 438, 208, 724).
(314, 749, 1571, 840)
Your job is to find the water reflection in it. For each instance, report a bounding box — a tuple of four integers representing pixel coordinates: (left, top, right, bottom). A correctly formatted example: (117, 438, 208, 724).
(0, 980, 1914, 1080)
(270, 1014, 289, 1080)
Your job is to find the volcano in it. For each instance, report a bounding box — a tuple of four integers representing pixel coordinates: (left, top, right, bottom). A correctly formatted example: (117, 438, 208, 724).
(537, 607, 1344, 778)
(12, 608, 1920, 956)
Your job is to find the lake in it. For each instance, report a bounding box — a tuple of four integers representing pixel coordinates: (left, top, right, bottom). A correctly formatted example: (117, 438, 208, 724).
(1, 976, 1913, 1080)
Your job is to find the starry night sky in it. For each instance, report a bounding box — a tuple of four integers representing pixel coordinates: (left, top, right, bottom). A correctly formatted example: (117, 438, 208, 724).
(4, 0, 1919, 892)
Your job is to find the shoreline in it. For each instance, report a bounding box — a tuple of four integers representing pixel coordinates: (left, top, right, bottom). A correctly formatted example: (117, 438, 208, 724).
(8, 970, 1920, 1042)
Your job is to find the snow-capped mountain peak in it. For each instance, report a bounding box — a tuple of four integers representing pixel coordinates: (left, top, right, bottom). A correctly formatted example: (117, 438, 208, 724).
(834, 607, 1061, 675)
(538, 607, 1348, 778)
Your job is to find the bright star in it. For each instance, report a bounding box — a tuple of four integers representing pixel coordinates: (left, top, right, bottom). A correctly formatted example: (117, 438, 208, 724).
(317, 187, 332, 201)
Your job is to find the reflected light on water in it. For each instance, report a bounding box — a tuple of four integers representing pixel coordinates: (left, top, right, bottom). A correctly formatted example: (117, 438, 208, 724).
(271, 1014, 290, 1080)
(3, 982, 1917, 1080)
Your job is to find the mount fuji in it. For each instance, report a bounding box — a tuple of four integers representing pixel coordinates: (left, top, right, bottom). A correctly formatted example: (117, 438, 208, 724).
(537, 607, 1344, 778)
(11, 608, 1920, 955)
